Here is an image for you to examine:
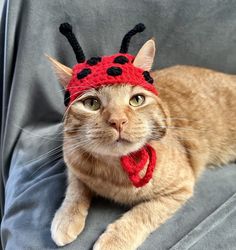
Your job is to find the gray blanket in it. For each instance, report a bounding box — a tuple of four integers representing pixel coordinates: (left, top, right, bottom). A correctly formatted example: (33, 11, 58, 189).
(1, 0, 236, 249)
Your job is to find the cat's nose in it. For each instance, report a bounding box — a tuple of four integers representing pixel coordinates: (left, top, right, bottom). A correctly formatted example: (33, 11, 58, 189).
(108, 117, 128, 131)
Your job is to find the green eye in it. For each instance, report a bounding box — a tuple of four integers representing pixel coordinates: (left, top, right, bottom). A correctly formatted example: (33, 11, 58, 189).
(83, 97, 101, 111)
(129, 95, 145, 107)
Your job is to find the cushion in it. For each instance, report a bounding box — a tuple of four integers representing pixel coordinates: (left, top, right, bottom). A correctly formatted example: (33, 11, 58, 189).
(1, 0, 236, 249)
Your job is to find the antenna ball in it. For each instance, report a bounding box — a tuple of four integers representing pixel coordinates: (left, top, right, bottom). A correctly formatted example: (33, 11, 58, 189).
(134, 23, 146, 32)
(59, 23, 73, 35)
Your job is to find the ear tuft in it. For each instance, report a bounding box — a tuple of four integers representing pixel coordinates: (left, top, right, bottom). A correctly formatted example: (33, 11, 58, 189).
(133, 39, 156, 71)
(45, 54, 72, 88)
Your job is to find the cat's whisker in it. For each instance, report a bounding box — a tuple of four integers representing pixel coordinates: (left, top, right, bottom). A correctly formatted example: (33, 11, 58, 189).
(150, 125, 200, 143)
(62, 87, 103, 119)
(60, 91, 89, 122)
(158, 139, 197, 155)
(64, 138, 92, 148)
(64, 128, 102, 133)
(12, 124, 65, 141)
(85, 141, 108, 161)
(13, 122, 64, 132)
(162, 117, 199, 122)
(64, 132, 105, 140)
(66, 137, 102, 158)
(83, 144, 99, 162)
(64, 142, 92, 160)
(158, 125, 207, 132)
(29, 152, 64, 177)
(55, 86, 84, 94)
(23, 145, 63, 166)
(63, 138, 94, 152)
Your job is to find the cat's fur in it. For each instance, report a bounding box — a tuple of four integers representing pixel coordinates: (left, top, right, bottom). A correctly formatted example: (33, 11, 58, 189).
(49, 40, 236, 250)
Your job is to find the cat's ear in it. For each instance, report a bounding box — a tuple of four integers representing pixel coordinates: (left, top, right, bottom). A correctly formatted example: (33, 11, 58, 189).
(45, 54, 72, 88)
(133, 39, 156, 71)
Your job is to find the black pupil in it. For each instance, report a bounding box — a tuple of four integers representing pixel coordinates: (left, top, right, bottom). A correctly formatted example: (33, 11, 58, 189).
(91, 99, 95, 106)
(89, 98, 97, 106)
(135, 96, 141, 102)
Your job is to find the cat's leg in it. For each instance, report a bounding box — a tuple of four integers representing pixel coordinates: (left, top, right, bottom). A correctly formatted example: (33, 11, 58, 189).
(51, 169, 92, 246)
(93, 187, 193, 250)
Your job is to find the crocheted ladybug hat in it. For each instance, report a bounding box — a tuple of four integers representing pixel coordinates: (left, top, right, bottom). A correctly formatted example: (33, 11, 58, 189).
(59, 23, 158, 106)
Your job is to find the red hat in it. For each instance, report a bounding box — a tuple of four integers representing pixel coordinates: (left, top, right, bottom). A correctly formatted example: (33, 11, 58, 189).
(59, 23, 158, 106)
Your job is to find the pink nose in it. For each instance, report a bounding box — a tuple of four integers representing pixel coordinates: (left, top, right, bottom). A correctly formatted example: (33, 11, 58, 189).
(108, 117, 128, 131)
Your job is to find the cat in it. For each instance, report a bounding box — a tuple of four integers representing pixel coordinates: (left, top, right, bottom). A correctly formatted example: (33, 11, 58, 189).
(48, 39, 236, 250)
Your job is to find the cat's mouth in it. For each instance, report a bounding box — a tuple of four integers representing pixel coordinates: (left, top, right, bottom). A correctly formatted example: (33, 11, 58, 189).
(115, 138, 131, 144)
(114, 134, 132, 144)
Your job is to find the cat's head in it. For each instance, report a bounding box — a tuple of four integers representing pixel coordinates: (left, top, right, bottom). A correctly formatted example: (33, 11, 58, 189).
(48, 39, 169, 157)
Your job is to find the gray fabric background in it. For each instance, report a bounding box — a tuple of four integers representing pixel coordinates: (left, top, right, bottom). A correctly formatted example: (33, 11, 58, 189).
(1, 0, 236, 249)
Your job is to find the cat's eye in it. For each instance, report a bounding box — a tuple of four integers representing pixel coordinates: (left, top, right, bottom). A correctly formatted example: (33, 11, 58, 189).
(129, 95, 145, 107)
(83, 97, 101, 111)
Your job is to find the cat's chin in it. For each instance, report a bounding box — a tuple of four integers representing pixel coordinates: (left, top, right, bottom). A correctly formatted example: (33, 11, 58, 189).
(86, 140, 147, 158)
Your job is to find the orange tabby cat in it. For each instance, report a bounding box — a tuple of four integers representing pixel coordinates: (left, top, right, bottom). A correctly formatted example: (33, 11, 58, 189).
(48, 39, 236, 250)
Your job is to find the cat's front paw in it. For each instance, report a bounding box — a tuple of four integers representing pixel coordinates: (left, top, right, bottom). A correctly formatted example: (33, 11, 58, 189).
(93, 230, 134, 250)
(51, 206, 86, 246)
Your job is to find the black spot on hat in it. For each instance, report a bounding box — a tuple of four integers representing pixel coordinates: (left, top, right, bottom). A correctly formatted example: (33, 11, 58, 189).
(113, 56, 129, 64)
(107, 67, 122, 76)
(64, 90, 70, 106)
(87, 57, 102, 66)
(77, 68, 91, 79)
(142, 71, 154, 84)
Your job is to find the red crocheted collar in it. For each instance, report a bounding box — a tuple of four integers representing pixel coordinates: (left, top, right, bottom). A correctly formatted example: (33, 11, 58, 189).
(120, 144, 157, 187)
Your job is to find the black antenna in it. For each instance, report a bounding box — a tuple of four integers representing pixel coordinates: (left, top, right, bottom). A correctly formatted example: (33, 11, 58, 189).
(59, 23, 85, 63)
(119, 23, 146, 54)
